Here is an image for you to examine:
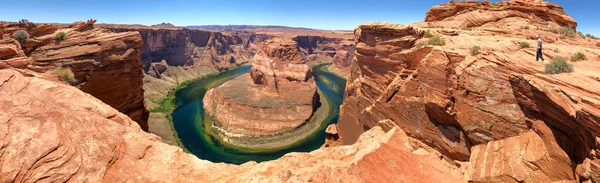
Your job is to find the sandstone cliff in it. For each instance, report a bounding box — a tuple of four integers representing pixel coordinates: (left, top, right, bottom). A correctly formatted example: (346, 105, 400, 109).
(202, 38, 323, 148)
(0, 20, 149, 131)
(0, 68, 463, 182)
(337, 1, 600, 181)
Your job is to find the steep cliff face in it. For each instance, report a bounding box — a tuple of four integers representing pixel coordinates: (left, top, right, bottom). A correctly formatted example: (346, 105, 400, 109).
(105, 27, 253, 72)
(337, 2, 600, 180)
(0, 68, 464, 182)
(1, 21, 149, 131)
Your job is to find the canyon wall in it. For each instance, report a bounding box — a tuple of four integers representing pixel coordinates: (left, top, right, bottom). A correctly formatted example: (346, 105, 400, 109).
(1, 20, 149, 131)
(337, 1, 600, 181)
(0, 67, 464, 182)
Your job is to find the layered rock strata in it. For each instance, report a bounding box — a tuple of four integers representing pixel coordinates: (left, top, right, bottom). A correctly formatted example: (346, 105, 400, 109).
(0, 68, 464, 181)
(0, 20, 149, 131)
(337, 5, 600, 181)
(204, 39, 319, 139)
(424, 0, 577, 29)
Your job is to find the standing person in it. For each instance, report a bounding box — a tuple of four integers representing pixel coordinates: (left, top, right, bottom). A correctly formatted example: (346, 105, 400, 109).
(536, 34, 544, 62)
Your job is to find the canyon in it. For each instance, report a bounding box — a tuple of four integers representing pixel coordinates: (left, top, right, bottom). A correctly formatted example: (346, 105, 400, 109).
(2, 0, 600, 182)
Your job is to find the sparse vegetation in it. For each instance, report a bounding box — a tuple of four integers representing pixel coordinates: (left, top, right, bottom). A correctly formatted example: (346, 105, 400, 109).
(545, 57, 573, 75)
(12, 30, 29, 44)
(560, 35, 566, 39)
(577, 32, 585, 39)
(414, 41, 425, 49)
(518, 41, 530, 48)
(55, 32, 68, 41)
(424, 30, 434, 38)
(470, 46, 480, 56)
(596, 42, 600, 47)
(475, 2, 481, 6)
(586, 34, 598, 39)
(559, 26, 576, 38)
(427, 35, 446, 46)
(570, 52, 586, 62)
(53, 67, 76, 84)
(462, 28, 472, 31)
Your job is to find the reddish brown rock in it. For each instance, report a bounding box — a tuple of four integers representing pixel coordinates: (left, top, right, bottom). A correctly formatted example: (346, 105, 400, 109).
(424, 0, 577, 29)
(0, 20, 151, 131)
(338, 11, 600, 182)
(250, 38, 311, 87)
(28, 24, 58, 37)
(204, 38, 318, 139)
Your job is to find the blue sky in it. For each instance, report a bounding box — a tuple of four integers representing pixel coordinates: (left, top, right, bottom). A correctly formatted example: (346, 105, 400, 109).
(0, 0, 598, 35)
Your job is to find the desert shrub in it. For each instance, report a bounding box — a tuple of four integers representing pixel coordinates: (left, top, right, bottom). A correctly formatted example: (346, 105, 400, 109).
(423, 30, 434, 38)
(462, 28, 472, 31)
(560, 35, 566, 39)
(475, 2, 481, 6)
(414, 41, 425, 48)
(470, 46, 480, 55)
(570, 52, 586, 61)
(586, 34, 598, 39)
(544, 57, 573, 75)
(55, 32, 68, 41)
(518, 41, 530, 48)
(559, 26, 576, 38)
(577, 32, 585, 39)
(53, 67, 76, 84)
(12, 30, 29, 43)
(427, 35, 446, 46)
(596, 42, 600, 47)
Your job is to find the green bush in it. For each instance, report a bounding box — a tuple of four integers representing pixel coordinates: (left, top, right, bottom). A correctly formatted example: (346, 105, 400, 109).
(577, 32, 586, 39)
(470, 46, 480, 56)
(427, 35, 446, 46)
(55, 32, 68, 41)
(518, 41, 530, 48)
(545, 57, 573, 75)
(414, 41, 425, 49)
(12, 30, 29, 43)
(475, 2, 481, 6)
(53, 67, 77, 84)
(559, 26, 576, 38)
(560, 35, 566, 39)
(570, 52, 586, 62)
(424, 30, 433, 38)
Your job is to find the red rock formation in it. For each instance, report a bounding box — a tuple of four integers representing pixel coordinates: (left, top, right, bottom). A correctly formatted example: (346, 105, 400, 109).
(0, 68, 464, 181)
(338, 4, 600, 180)
(104, 27, 253, 71)
(204, 38, 319, 139)
(0, 21, 149, 131)
(424, 0, 577, 29)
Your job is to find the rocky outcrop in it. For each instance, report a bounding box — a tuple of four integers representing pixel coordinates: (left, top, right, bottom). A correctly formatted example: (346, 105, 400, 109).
(338, 14, 600, 181)
(204, 38, 319, 141)
(331, 42, 355, 75)
(0, 21, 149, 131)
(424, 0, 577, 29)
(250, 38, 311, 86)
(0, 69, 464, 182)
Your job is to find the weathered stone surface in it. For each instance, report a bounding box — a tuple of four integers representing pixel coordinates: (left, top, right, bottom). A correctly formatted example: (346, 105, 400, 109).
(337, 4, 600, 181)
(0, 21, 149, 131)
(0, 69, 464, 182)
(204, 74, 317, 135)
(424, 0, 577, 29)
(204, 38, 319, 137)
(250, 38, 311, 87)
(28, 24, 57, 37)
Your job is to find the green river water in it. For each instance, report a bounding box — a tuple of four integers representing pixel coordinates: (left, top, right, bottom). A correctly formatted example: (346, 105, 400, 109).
(171, 63, 346, 164)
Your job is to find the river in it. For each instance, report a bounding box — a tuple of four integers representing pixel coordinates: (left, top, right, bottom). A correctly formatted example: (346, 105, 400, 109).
(171, 63, 346, 164)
